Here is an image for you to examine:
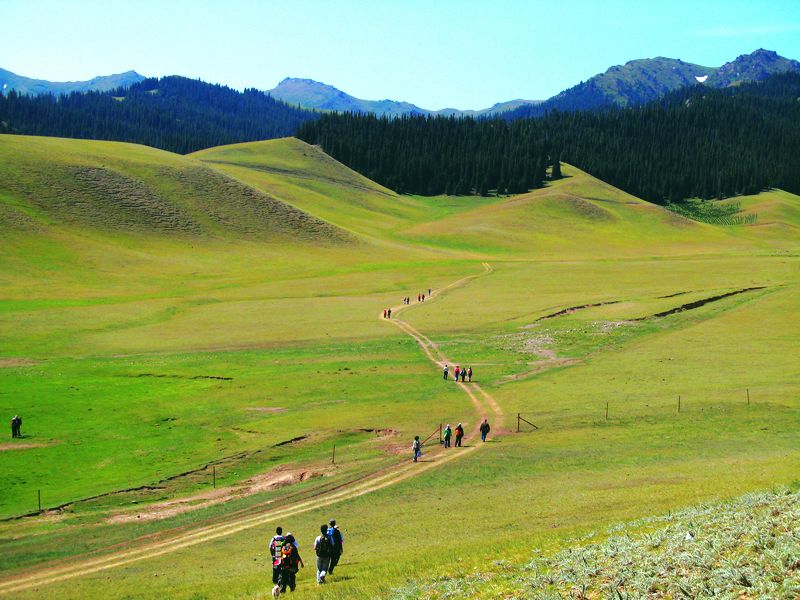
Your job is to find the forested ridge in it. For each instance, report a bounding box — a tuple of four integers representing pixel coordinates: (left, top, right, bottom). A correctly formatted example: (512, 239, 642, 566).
(298, 73, 800, 203)
(0, 76, 317, 154)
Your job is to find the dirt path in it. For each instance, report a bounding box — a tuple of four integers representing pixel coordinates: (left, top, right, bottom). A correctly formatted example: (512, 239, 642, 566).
(0, 263, 501, 596)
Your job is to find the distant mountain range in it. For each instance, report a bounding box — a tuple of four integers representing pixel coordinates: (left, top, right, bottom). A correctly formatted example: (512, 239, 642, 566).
(506, 49, 800, 118)
(0, 68, 144, 96)
(267, 77, 542, 117)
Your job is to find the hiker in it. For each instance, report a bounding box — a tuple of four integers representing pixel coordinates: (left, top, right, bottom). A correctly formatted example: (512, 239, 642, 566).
(422, 293, 425, 301)
(443, 364, 449, 380)
(454, 423, 464, 447)
(418, 293, 421, 302)
(412, 435, 421, 462)
(269, 527, 286, 587)
(480, 419, 491, 442)
(314, 524, 333, 584)
(467, 367, 473, 382)
(428, 288, 431, 296)
(383, 309, 387, 319)
(443, 424, 452, 448)
(387, 308, 392, 319)
(278, 533, 304, 594)
(454, 366, 460, 381)
(11, 415, 21, 438)
(460, 368, 466, 382)
(327, 519, 344, 574)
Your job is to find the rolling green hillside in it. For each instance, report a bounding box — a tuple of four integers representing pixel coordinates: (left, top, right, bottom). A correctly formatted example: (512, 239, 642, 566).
(0, 133, 798, 599)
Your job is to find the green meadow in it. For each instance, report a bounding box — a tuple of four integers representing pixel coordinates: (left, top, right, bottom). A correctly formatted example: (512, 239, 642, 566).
(0, 134, 798, 598)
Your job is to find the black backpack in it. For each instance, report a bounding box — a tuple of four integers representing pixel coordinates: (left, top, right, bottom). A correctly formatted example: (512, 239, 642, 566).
(316, 535, 333, 558)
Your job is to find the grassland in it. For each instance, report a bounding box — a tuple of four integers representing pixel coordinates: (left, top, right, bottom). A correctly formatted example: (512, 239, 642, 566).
(0, 134, 798, 598)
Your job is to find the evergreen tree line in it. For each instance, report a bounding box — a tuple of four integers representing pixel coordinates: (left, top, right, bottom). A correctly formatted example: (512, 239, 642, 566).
(298, 72, 800, 203)
(0, 76, 317, 154)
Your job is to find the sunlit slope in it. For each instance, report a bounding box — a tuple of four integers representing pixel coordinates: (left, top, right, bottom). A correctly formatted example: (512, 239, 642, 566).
(193, 138, 496, 239)
(0, 134, 351, 244)
(401, 164, 748, 256)
(721, 188, 800, 247)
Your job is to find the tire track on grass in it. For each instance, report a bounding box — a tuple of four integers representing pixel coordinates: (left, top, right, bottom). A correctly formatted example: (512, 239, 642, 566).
(0, 263, 500, 595)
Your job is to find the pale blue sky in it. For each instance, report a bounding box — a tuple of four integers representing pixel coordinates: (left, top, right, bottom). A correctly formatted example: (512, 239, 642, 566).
(2, 0, 799, 109)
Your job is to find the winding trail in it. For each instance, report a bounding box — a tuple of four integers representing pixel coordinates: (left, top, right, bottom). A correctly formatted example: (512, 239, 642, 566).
(0, 262, 501, 596)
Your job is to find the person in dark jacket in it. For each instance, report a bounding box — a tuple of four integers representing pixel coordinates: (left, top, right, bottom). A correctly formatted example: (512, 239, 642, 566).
(443, 424, 452, 448)
(327, 519, 344, 574)
(278, 533, 303, 593)
(314, 524, 332, 584)
(454, 423, 464, 447)
(479, 419, 491, 442)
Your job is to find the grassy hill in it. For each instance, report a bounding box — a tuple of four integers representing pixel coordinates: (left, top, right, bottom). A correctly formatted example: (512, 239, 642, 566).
(0, 134, 798, 599)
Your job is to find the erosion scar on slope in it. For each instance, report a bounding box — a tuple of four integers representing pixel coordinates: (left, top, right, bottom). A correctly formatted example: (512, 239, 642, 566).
(0, 263, 500, 595)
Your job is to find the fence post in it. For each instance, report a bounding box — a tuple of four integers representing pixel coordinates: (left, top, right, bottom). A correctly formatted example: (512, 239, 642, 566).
(38, 489, 41, 513)
(332, 444, 336, 465)
(517, 413, 520, 433)
(747, 388, 750, 405)
(678, 395, 681, 413)
(213, 465, 216, 489)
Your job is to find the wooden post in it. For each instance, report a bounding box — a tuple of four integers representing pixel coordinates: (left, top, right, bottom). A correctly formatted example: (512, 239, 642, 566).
(605, 402, 609, 420)
(213, 465, 216, 489)
(332, 444, 336, 465)
(747, 388, 750, 405)
(678, 395, 681, 413)
(517, 413, 520, 433)
(38, 490, 41, 513)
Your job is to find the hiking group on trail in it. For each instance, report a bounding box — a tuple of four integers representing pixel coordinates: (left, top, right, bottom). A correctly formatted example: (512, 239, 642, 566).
(443, 364, 472, 382)
(416, 418, 490, 459)
(269, 519, 344, 595)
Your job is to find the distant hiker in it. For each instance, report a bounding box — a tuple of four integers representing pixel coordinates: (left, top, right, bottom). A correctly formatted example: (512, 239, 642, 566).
(443, 424, 452, 448)
(443, 364, 449, 380)
(278, 533, 303, 594)
(454, 366, 460, 381)
(327, 519, 344, 574)
(387, 308, 392, 318)
(460, 369, 466, 382)
(11, 415, 21, 438)
(422, 293, 425, 301)
(467, 367, 473, 382)
(418, 293, 421, 302)
(480, 419, 491, 442)
(428, 288, 431, 296)
(269, 527, 286, 587)
(412, 435, 421, 462)
(314, 524, 333, 584)
(454, 423, 464, 447)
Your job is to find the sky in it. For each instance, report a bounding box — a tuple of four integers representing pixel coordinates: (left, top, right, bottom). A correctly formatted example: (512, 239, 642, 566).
(2, 0, 800, 110)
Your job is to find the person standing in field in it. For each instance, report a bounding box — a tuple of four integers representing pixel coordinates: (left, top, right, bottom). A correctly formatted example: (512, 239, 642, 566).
(443, 424, 452, 448)
(467, 367, 472, 382)
(313, 524, 333, 584)
(480, 419, 490, 442)
(460, 368, 466, 382)
(387, 308, 392, 318)
(454, 423, 464, 447)
(269, 527, 286, 588)
(327, 519, 344, 574)
(454, 365, 460, 381)
(443, 364, 449, 380)
(422, 293, 425, 301)
(428, 288, 431, 296)
(412, 435, 421, 462)
(383, 309, 387, 318)
(278, 533, 303, 594)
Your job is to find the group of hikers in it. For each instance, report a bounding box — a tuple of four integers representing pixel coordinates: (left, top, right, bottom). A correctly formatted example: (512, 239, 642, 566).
(268, 519, 344, 595)
(10, 415, 22, 438)
(413, 418, 491, 461)
(392, 287, 434, 314)
(443, 364, 472, 382)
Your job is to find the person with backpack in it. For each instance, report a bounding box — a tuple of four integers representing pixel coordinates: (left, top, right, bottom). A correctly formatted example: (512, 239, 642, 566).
(313, 524, 332, 584)
(443, 364, 449, 380)
(327, 519, 344, 574)
(454, 366, 460, 381)
(454, 423, 464, 447)
(269, 527, 286, 587)
(480, 419, 491, 442)
(412, 435, 421, 462)
(460, 368, 466, 382)
(467, 367, 473, 382)
(443, 424, 452, 448)
(278, 533, 303, 594)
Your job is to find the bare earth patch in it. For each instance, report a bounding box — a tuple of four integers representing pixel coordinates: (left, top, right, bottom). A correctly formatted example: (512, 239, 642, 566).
(0, 358, 38, 368)
(107, 465, 327, 524)
(0, 442, 50, 452)
(244, 406, 286, 413)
